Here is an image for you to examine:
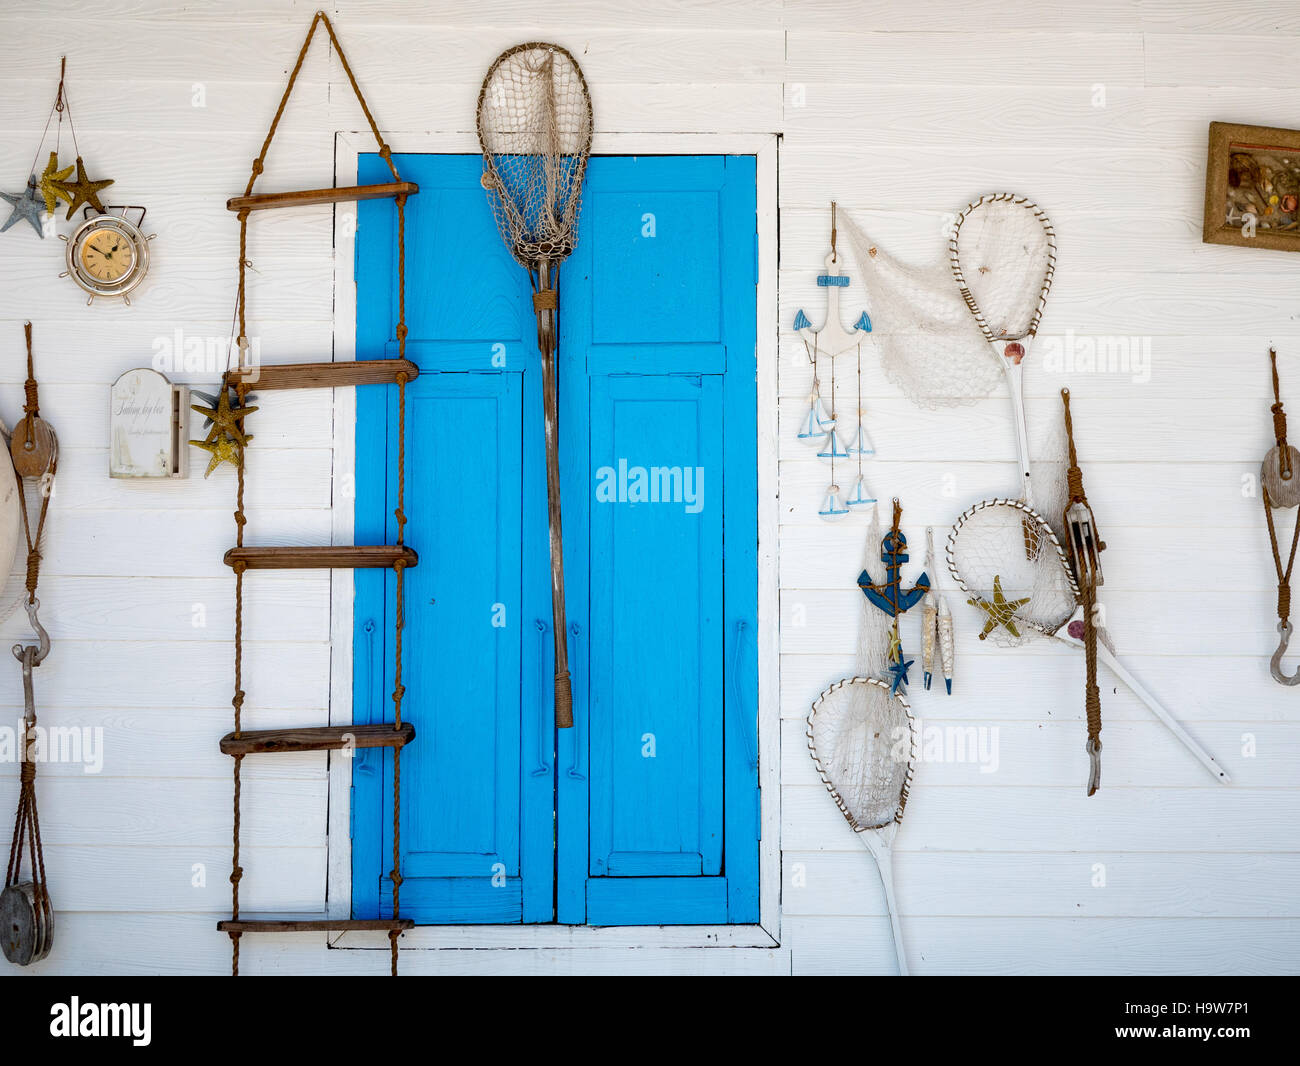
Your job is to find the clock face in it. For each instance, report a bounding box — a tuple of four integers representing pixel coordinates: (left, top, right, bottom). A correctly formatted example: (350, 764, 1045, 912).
(62, 213, 152, 303)
(79, 225, 136, 282)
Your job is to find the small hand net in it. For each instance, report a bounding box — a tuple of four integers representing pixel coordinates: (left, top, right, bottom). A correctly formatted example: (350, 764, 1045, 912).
(477, 42, 593, 266)
(840, 212, 1000, 408)
(945, 499, 1078, 648)
(949, 193, 1056, 343)
(808, 677, 915, 831)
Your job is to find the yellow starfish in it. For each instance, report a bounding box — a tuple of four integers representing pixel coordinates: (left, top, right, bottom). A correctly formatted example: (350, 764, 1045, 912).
(968, 575, 1030, 640)
(50, 155, 114, 221)
(37, 152, 73, 214)
(188, 436, 248, 478)
(192, 386, 258, 447)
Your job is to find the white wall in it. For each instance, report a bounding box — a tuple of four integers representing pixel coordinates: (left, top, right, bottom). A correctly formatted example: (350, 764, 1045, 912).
(1, 0, 1297, 975)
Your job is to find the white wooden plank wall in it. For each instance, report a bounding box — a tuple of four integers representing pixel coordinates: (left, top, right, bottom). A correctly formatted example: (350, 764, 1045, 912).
(0, 0, 1296, 975)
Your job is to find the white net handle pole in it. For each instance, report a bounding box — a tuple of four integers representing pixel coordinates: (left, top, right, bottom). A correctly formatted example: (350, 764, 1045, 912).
(1004, 357, 1033, 508)
(860, 826, 908, 976)
(1053, 620, 1230, 786)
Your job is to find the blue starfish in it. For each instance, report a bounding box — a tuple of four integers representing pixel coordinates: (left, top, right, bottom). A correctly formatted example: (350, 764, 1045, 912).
(888, 654, 913, 697)
(1, 177, 47, 238)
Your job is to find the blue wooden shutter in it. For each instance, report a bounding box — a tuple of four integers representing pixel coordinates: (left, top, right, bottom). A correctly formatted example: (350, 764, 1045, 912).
(356, 153, 759, 927)
(353, 154, 553, 924)
(557, 155, 759, 925)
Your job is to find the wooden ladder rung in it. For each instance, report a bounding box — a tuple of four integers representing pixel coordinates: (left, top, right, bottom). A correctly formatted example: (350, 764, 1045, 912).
(225, 359, 419, 391)
(224, 546, 418, 570)
(227, 182, 419, 213)
(218, 917, 415, 934)
(220, 722, 415, 756)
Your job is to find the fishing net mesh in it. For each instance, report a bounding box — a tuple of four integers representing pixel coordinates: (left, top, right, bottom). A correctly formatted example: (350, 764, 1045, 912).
(946, 501, 1077, 648)
(476, 43, 593, 267)
(840, 212, 999, 409)
(950, 195, 1054, 340)
(855, 503, 894, 677)
(808, 679, 914, 830)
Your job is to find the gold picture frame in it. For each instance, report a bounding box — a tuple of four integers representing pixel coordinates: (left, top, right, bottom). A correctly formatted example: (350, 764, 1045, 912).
(1204, 121, 1300, 253)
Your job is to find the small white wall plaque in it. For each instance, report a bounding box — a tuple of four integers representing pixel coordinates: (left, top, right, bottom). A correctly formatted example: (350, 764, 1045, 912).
(109, 368, 188, 479)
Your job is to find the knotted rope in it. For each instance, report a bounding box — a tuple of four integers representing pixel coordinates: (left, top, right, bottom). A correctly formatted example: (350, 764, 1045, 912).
(5, 323, 56, 967)
(1263, 348, 1300, 629)
(1062, 390, 1103, 795)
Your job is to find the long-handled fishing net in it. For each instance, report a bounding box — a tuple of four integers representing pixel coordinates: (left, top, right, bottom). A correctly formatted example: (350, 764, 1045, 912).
(948, 193, 1056, 509)
(808, 676, 916, 975)
(840, 195, 1055, 510)
(478, 42, 593, 728)
(945, 395, 1230, 790)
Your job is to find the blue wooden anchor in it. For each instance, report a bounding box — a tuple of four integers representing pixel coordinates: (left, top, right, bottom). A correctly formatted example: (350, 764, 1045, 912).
(858, 498, 930, 695)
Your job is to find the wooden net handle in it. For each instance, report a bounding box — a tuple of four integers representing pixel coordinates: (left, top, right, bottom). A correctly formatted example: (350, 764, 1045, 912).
(554, 671, 574, 729)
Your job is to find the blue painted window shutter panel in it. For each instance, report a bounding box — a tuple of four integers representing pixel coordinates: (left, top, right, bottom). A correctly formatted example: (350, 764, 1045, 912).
(355, 153, 758, 926)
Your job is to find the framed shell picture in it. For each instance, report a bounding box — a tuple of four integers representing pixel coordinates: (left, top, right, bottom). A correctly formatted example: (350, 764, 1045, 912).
(1204, 121, 1300, 253)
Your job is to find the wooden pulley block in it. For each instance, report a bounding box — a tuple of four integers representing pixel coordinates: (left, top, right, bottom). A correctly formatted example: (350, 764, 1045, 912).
(1263, 444, 1300, 509)
(1, 882, 52, 966)
(10, 415, 58, 479)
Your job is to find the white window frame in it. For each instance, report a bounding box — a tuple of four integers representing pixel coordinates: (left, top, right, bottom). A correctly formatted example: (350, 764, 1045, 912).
(326, 130, 780, 951)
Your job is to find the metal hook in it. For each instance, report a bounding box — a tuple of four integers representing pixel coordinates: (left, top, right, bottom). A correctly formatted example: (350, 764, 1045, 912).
(12, 597, 50, 667)
(1271, 620, 1300, 685)
(1085, 737, 1102, 796)
(18, 644, 36, 730)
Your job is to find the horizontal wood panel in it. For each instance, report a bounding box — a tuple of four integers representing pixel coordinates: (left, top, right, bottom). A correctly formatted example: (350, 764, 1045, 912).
(776, 461, 1266, 527)
(780, 589, 1275, 656)
(781, 653, 1294, 721)
(38, 845, 327, 912)
(783, 850, 1300, 917)
(786, 916, 1300, 975)
(779, 523, 1284, 592)
(783, 719, 1287, 787)
(786, 32, 1147, 86)
(783, 786, 1300, 852)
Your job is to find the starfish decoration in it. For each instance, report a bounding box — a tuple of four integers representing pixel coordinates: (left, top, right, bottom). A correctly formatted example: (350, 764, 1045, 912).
(50, 155, 114, 221)
(968, 576, 1030, 640)
(189, 436, 245, 479)
(192, 387, 258, 434)
(886, 630, 913, 696)
(191, 385, 258, 448)
(37, 152, 73, 214)
(1, 177, 47, 237)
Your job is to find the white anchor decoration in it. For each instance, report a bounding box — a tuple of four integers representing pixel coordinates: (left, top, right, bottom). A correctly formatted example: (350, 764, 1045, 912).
(795, 203, 875, 519)
(794, 249, 873, 359)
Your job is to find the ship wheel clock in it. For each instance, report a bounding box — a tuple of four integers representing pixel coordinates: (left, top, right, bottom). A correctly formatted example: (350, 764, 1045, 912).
(58, 206, 155, 305)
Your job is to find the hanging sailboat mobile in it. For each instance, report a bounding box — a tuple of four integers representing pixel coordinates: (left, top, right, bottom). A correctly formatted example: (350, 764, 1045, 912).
(859, 499, 930, 696)
(1260, 347, 1300, 685)
(795, 202, 874, 519)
